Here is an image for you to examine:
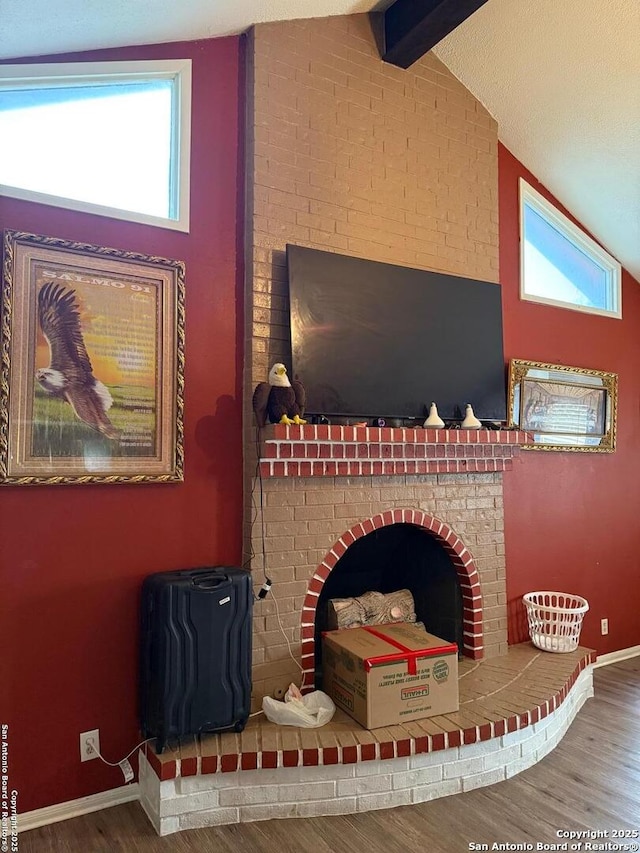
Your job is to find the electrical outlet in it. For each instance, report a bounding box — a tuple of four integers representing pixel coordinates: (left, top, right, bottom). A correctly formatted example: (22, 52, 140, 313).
(80, 729, 100, 762)
(601, 618, 609, 636)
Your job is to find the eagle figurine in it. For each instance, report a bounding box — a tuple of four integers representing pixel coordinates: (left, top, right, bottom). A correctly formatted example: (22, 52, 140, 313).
(253, 363, 306, 427)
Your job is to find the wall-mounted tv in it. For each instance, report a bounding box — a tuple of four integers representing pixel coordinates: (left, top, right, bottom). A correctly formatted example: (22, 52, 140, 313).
(287, 245, 507, 423)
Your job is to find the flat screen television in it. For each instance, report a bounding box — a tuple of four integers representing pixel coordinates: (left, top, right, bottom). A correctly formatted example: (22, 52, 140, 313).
(287, 245, 507, 423)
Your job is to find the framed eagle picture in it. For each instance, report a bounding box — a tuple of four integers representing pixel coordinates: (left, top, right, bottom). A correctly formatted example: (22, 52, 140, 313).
(0, 230, 185, 485)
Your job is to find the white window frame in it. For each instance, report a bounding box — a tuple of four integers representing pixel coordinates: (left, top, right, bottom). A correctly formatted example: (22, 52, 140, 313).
(519, 178, 621, 319)
(0, 59, 192, 232)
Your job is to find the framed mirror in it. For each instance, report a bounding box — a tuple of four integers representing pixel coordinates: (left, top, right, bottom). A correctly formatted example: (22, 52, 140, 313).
(507, 359, 617, 452)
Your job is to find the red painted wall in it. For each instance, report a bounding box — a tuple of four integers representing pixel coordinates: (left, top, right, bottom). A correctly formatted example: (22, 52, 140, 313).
(0, 38, 244, 812)
(499, 143, 640, 654)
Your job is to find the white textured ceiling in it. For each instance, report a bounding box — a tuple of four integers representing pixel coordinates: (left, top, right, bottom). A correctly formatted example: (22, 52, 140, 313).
(1, 0, 638, 280)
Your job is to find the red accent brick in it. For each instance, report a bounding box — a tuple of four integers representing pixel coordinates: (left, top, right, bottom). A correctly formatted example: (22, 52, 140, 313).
(241, 752, 258, 770)
(379, 742, 395, 760)
(431, 732, 446, 751)
(414, 736, 429, 754)
(300, 640, 314, 658)
(530, 707, 540, 724)
(303, 595, 317, 611)
(506, 716, 518, 733)
(416, 461, 428, 474)
(372, 514, 384, 529)
(463, 727, 477, 745)
(360, 743, 376, 761)
(332, 444, 344, 458)
(283, 750, 299, 768)
(342, 746, 358, 764)
(180, 757, 197, 777)
(325, 461, 338, 476)
(332, 540, 347, 558)
(308, 577, 323, 594)
(382, 510, 394, 526)
(261, 751, 277, 769)
(221, 754, 238, 772)
(337, 462, 349, 475)
(316, 425, 330, 440)
(395, 461, 406, 474)
(301, 624, 315, 639)
(315, 563, 331, 581)
(319, 443, 331, 458)
(372, 461, 383, 474)
(415, 444, 427, 458)
(322, 747, 339, 765)
(201, 755, 217, 775)
(383, 461, 395, 474)
(273, 461, 286, 477)
(301, 653, 314, 670)
(362, 518, 375, 534)
(303, 749, 319, 766)
(393, 444, 403, 458)
(259, 461, 272, 478)
(519, 712, 530, 729)
(345, 444, 356, 459)
(479, 724, 492, 741)
(396, 739, 411, 757)
(361, 462, 373, 476)
(369, 443, 381, 458)
(493, 720, 506, 737)
(324, 552, 338, 569)
(447, 730, 462, 748)
(148, 752, 177, 781)
(299, 461, 312, 476)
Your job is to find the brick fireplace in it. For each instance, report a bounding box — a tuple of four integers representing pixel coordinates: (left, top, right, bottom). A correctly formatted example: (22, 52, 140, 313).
(244, 14, 503, 705)
(249, 424, 528, 704)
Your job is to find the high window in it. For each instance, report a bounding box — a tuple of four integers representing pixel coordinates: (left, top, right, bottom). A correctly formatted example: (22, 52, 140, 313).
(520, 178, 621, 319)
(0, 60, 191, 231)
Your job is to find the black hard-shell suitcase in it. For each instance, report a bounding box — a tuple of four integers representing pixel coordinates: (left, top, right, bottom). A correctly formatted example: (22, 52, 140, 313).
(140, 566, 252, 753)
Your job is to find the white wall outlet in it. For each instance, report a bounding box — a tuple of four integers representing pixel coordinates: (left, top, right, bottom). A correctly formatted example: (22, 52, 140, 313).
(601, 618, 609, 636)
(80, 729, 100, 762)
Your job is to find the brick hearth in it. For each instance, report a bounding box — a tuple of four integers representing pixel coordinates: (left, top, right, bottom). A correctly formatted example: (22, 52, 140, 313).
(139, 645, 595, 834)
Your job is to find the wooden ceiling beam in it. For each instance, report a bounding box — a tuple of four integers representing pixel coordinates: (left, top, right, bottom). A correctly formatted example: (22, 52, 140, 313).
(377, 0, 490, 69)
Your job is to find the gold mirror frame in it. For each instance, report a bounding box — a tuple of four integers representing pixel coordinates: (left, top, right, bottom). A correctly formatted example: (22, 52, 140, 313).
(507, 359, 617, 453)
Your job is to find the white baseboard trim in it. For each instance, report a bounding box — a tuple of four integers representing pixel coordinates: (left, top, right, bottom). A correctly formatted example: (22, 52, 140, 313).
(595, 645, 640, 668)
(18, 784, 139, 834)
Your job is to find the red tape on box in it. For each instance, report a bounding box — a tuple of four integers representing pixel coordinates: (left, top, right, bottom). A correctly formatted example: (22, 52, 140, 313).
(361, 627, 458, 675)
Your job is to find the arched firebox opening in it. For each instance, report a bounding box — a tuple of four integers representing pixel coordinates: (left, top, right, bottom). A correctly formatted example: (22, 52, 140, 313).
(313, 523, 464, 688)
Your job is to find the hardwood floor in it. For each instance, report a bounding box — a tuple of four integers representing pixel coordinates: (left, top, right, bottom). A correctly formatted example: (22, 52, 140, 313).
(21, 657, 640, 853)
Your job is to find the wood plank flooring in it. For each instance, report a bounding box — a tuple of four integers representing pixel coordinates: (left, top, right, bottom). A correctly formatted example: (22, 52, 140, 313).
(21, 657, 640, 853)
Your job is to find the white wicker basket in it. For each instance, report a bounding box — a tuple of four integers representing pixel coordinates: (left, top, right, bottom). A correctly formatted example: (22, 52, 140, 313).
(523, 591, 589, 653)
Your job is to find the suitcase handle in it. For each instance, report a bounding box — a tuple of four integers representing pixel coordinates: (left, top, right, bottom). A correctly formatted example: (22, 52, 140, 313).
(193, 575, 229, 590)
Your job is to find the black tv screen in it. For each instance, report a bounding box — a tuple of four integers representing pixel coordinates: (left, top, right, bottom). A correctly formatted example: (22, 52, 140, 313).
(287, 245, 507, 423)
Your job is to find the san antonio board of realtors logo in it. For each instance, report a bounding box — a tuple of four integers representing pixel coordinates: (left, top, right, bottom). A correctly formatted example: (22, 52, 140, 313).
(432, 660, 450, 683)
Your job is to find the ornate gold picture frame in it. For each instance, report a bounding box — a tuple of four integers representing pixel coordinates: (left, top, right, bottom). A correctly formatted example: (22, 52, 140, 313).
(1, 230, 185, 485)
(507, 359, 617, 453)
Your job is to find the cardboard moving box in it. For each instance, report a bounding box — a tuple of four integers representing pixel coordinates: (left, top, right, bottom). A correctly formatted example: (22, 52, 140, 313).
(322, 623, 459, 729)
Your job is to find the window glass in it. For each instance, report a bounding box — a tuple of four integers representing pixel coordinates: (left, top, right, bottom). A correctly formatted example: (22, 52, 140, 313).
(520, 179, 621, 318)
(0, 61, 191, 231)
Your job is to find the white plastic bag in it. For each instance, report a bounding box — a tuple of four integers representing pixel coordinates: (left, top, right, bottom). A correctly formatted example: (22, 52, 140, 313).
(262, 683, 336, 728)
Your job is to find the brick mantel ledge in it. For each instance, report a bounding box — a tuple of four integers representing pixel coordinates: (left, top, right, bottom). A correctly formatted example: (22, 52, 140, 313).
(258, 424, 530, 478)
